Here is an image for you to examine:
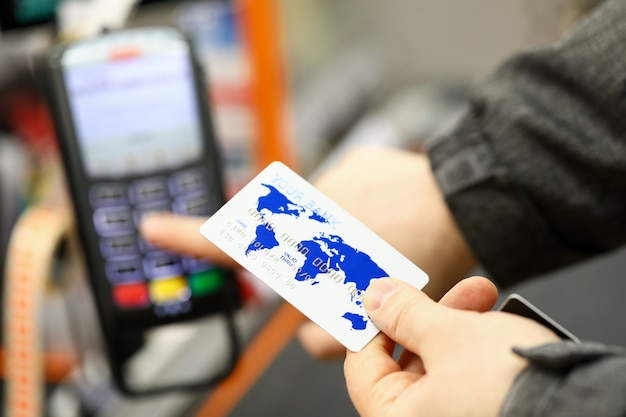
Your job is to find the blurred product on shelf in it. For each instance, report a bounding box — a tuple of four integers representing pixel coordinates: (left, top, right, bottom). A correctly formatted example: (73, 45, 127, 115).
(177, 0, 257, 196)
(0, 0, 59, 33)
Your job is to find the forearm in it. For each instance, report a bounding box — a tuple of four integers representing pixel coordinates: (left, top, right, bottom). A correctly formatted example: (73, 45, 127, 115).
(500, 341, 626, 417)
(427, 0, 626, 286)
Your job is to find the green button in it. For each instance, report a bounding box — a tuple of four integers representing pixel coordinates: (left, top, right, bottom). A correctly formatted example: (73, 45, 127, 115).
(189, 269, 224, 296)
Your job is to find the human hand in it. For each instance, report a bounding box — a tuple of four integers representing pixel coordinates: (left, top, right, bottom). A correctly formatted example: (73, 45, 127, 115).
(139, 213, 237, 267)
(297, 275, 499, 360)
(313, 148, 477, 297)
(345, 277, 561, 417)
(142, 149, 476, 292)
(139, 212, 492, 365)
(298, 147, 477, 360)
(140, 148, 480, 362)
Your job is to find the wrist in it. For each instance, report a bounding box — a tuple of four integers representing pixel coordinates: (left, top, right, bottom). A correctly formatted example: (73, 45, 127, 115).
(419, 159, 477, 300)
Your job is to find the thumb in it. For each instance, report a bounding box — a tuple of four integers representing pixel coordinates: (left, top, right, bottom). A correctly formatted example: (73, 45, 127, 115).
(364, 278, 451, 354)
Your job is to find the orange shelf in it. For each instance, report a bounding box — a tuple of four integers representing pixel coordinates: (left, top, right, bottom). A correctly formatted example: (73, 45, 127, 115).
(194, 3, 303, 416)
(237, 0, 296, 172)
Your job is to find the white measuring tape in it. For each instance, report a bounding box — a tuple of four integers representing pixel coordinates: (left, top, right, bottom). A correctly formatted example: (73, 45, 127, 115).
(4, 205, 71, 417)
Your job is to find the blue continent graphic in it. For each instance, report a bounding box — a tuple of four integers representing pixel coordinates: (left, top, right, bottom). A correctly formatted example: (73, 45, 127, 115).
(257, 184, 306, 218)
(246, 184, 304, 255)
(342, 312, 367, 330)
(246, 183, 389, 331)
(298, 235, 388, 295)
(245, 224, 279, 255)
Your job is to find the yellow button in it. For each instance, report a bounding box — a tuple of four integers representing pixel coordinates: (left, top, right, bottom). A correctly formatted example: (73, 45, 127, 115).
(149, 277, 191, 304)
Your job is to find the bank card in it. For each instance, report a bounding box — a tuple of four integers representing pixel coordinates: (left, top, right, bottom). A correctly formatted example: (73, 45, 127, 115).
(200, 161, 429, 351)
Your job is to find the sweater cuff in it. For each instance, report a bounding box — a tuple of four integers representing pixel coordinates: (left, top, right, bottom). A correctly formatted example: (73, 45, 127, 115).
(427, 113, 584, 287)
(499, 341, 626, 417)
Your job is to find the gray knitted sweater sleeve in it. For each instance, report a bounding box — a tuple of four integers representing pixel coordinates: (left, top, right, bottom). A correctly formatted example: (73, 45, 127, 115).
(427, 1, 626, 415)
(500, 342, 626, 417)
(427, 0, 626, 287)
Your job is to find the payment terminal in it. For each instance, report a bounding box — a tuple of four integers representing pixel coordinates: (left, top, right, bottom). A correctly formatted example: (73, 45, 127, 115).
(40, 26, 241, 395)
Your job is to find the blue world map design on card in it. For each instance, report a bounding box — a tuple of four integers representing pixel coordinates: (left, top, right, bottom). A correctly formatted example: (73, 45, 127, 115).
(200, 161, 429, 351)
(245, 183, 389, 331)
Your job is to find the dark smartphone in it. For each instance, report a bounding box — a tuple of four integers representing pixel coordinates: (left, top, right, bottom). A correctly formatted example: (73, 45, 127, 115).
(498, 294, 579, 343)
(40, 27, 240, 395)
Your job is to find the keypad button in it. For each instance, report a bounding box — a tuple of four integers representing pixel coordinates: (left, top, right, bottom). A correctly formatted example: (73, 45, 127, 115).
(173, 193, 214, 216)
(93, 207, 134, 236)
(89, 183, 128, 208)
(189, 269, 224, 297)
(144, 252, 182, 279)
(99, 234, 138, 258)
(129, 177, 169, 205)
(138, 237, 158, 254)
(182, 256, 215, 274)
(169, 168, 208, 196)
(91, 167, 223, 313)
(105, 257, 144, 284)
(154, 301, 191, 317)
(149, 277, 191, 305)
(112, 282, 150, 309)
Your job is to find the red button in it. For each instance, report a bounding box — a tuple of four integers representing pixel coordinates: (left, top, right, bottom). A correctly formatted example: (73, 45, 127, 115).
(112, 282, 150, 308)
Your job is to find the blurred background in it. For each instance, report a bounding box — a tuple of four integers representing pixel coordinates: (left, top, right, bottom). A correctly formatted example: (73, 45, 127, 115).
(1, 0, 623, 416)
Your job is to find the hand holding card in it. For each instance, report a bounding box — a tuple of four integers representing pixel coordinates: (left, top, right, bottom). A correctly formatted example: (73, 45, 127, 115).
(200, 162, 429, 351)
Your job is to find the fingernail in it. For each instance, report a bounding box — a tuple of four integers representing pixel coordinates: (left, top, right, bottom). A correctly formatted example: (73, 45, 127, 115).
(364, 279, 400, 311)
